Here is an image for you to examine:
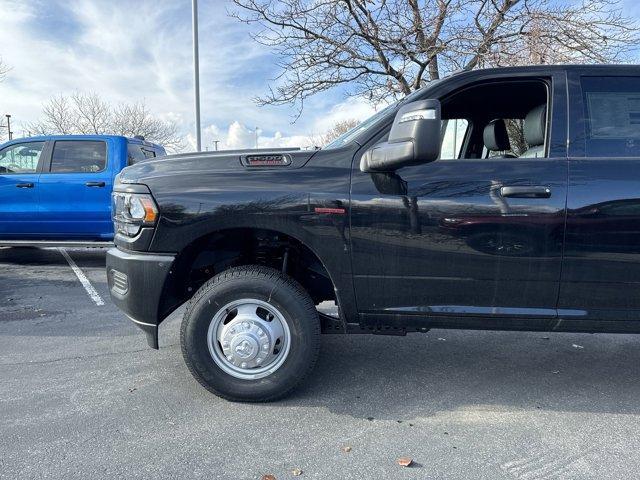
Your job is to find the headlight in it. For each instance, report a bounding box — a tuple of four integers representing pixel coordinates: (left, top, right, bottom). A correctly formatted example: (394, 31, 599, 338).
(112, 192, 158, 237)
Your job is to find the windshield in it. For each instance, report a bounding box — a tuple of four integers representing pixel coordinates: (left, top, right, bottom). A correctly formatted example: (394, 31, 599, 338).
(322, 83, 438, 149)
(323, 103, 397, 149)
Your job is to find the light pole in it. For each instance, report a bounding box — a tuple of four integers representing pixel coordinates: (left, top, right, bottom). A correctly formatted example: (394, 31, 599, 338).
(192, 0, 202, 152)
(5, 114, 12, 140)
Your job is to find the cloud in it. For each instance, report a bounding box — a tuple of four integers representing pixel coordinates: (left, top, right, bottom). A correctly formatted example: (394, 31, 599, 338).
(182, 95, 381, 151)
(226, 121, 257, 149)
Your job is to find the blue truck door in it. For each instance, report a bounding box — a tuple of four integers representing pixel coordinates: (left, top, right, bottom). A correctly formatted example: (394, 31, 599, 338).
(0, 140, 48, 237)
(38, 139, 113, 239)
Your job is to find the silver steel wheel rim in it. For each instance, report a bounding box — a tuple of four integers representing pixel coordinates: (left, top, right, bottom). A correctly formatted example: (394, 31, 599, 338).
(207, 298, 291, 380)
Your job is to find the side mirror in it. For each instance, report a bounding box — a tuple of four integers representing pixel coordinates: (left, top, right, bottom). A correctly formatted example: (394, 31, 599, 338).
(360, 99, 441, 172)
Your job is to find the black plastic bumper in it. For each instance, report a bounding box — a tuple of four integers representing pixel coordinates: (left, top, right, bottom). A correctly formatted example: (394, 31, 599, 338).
(106, 247, 176, 349)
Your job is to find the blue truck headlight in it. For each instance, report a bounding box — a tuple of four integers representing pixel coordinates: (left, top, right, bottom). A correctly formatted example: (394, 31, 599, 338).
(112, 192, 158, 237)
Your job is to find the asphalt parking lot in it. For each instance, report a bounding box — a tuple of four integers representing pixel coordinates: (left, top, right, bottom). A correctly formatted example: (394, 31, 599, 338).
(2, 247, 640, 479)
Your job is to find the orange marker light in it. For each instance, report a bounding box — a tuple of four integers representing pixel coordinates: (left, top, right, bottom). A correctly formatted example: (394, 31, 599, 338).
(140, 197, 158, 223)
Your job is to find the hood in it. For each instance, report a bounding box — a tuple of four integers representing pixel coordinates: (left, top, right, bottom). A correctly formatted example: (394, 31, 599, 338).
(118, 147, 319, 184)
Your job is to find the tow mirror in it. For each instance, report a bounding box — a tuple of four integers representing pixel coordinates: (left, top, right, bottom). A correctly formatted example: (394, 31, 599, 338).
(360, 99, 441, 172)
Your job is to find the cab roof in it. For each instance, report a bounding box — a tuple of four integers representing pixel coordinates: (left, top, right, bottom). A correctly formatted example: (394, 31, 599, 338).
(2, 134, 163, 149)
(445, 63, 640, 80)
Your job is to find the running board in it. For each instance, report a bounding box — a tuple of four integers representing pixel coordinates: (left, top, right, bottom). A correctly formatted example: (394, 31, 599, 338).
(0, 240, 112, 248)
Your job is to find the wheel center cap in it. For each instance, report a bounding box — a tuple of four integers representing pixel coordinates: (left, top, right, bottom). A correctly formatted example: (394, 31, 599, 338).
(234, 338, 255, 358)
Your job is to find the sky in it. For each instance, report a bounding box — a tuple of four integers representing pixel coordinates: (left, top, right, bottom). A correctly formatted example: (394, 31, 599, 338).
(2, 0, 640, 151)
(0, 0, 377, 150)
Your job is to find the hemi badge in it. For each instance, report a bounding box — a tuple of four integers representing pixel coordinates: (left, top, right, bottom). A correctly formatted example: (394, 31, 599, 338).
(243, 154, 291, 167)
(314, 207, 346, 214)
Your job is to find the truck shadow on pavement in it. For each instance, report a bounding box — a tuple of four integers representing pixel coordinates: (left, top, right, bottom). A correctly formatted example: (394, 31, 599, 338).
(0, 246, 107, 268)
(279, 331, 640, 420)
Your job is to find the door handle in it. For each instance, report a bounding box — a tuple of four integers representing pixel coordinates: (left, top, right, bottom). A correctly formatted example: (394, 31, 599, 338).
(16, 183, 34, 188)
(500, 186, 551, 199)
(85, 181, 106, 187)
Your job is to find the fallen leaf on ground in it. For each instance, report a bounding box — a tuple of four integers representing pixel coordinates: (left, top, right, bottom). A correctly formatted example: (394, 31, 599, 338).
(292, 468, 303, 476)
(572, 344, 584, 349)
(261, 475, 276, 480)
(341, 446, 352, 453)
(397, 457, 413, 467)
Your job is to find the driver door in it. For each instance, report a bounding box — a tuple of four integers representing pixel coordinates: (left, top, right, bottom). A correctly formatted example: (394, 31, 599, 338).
(349, 74, 569, 327)
(0, 141, 48, 237)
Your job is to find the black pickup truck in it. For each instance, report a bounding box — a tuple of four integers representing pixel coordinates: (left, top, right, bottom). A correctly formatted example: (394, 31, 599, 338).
(108, 65, 640, 401)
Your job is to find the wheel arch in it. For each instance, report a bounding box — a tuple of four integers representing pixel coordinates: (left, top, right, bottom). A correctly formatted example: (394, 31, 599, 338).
(157, 226, 346, 330)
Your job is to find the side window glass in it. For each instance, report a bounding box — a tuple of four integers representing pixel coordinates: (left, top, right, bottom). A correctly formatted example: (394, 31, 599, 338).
(0, 142, 45, 174)
(127, 144, 157, 166)
(142, 148, 156, 159)
(581, 76, 640, 157)
(440, 119, 469, 159)
(50, 141, 106, 173)
(127, 144, 146, 165)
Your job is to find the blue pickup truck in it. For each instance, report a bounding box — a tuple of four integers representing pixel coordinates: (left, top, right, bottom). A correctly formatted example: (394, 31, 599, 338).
(0, 135, 165, 246)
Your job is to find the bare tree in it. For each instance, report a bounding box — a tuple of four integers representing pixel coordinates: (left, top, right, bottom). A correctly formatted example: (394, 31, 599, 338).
(0, 57, 9, 142)
(505, 119, 527, 155)
(232, 0, 639, 110)
(29, 93, 184, 151)
(71, 92, 112, 134)
(0, 56, 8, 82)
(111, 102, 183, 151)
(308, 118, 360, 147)
(32, 95, 78, 135)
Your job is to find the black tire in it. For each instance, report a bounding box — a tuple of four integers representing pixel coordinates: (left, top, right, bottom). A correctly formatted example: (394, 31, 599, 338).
(180, 265, 320, 402)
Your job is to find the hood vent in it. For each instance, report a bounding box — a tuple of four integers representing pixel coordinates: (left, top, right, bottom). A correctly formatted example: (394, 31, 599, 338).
(242, 153, 292, 167)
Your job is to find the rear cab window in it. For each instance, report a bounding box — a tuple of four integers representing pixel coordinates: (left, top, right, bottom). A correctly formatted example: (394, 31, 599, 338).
(127, 142, 159, 165)
(49, 141, 107, 173)
(580, 76, 640, 157)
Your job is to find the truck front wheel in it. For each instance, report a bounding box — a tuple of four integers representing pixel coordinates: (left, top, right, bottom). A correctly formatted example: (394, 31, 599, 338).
(180, 265, 321, 402)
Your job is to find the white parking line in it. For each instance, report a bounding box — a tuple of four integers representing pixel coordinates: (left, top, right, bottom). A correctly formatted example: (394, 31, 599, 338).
(58, 247, 105, 306)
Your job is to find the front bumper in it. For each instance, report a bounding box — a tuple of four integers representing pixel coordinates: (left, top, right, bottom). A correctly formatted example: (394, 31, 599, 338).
(106, 247, 175, 349)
